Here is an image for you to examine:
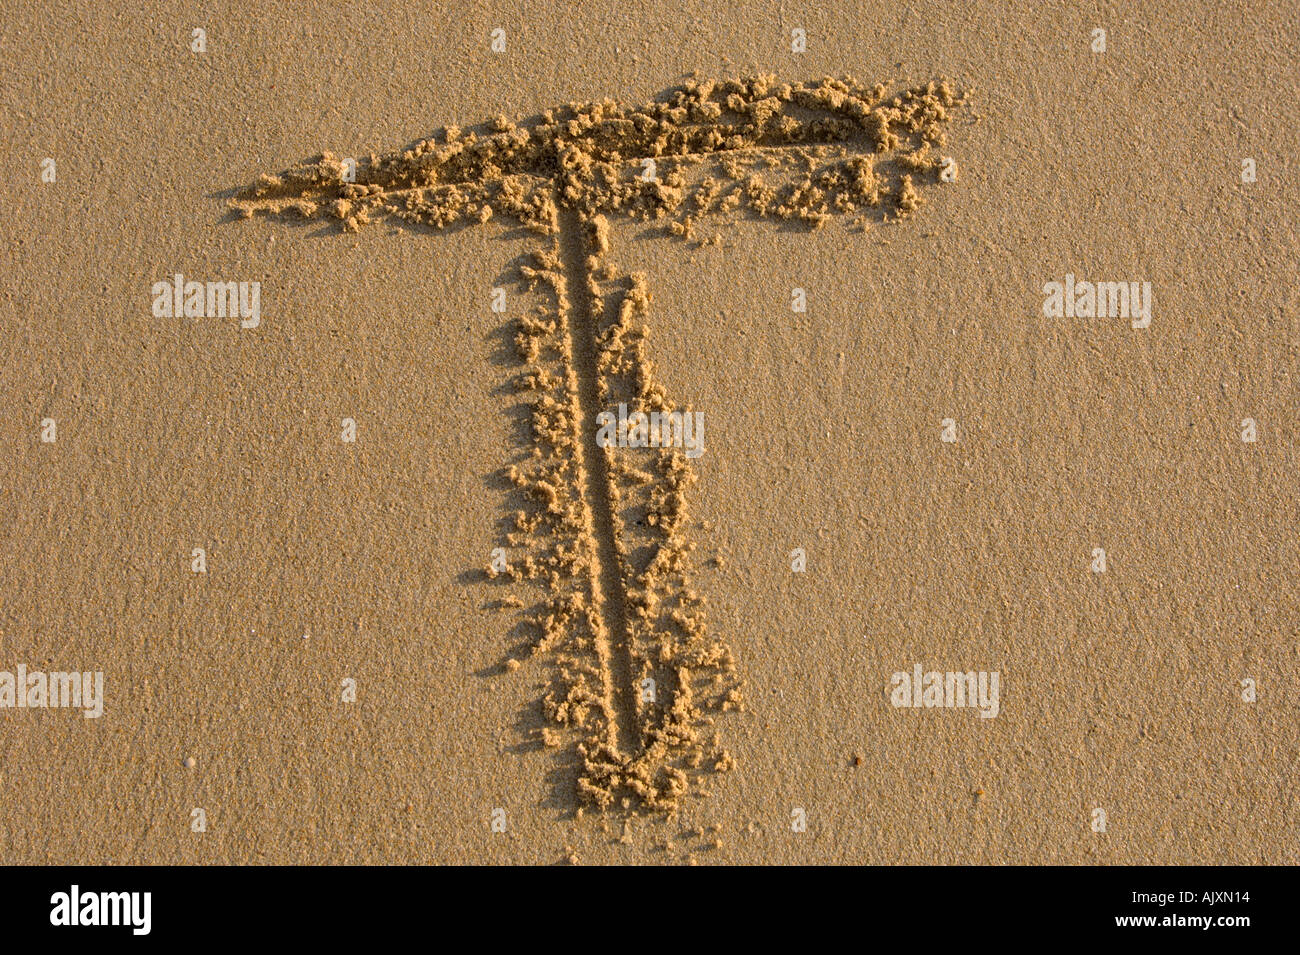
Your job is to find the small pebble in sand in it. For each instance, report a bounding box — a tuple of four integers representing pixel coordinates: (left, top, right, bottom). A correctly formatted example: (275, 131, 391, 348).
(183, 757, 196, 769)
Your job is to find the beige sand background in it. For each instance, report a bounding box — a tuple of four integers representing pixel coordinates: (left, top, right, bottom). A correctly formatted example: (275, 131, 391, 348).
(1, 0, 1297, 864)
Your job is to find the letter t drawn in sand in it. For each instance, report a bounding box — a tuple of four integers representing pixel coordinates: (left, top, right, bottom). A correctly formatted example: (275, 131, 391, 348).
(231, 76, 965, 812)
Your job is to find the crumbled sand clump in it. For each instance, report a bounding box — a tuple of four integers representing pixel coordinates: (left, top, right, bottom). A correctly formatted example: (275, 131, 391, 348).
(232, 76, 964, 236)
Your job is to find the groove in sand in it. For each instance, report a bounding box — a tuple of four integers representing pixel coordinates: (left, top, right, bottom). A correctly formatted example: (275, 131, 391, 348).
(557, 205, 641, 759)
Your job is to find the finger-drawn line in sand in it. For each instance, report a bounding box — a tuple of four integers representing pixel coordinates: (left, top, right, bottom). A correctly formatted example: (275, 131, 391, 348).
(232, 76, 964, 812)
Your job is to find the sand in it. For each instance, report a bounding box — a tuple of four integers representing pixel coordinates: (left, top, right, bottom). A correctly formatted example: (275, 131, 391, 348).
(1, 0, 1297, 864)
